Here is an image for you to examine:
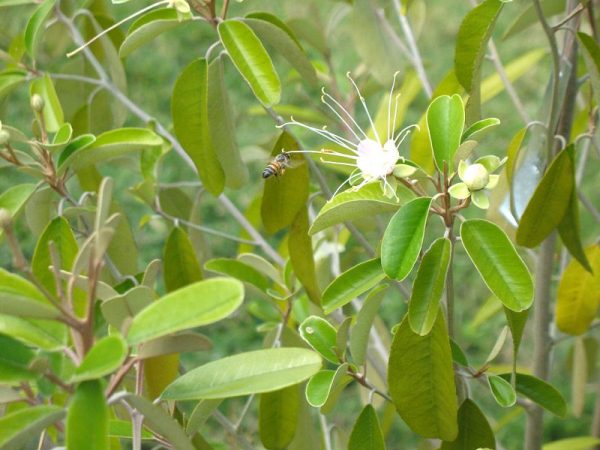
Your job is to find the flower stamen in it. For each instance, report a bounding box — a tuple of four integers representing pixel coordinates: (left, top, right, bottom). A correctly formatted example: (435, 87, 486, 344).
(387, 71, 401, 143)
(347, 72, 381, 145)
(321, 89, 368, 142)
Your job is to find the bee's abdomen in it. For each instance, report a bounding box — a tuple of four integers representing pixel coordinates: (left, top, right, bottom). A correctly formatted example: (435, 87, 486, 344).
(262, 165, 276, 178)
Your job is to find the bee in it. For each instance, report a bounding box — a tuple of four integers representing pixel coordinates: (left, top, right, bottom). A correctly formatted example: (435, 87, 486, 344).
(262, 152, 293, 179)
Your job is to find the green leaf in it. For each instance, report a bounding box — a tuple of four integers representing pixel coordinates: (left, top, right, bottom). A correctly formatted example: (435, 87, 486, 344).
(350, 0, 406, 86)
(261, 132, 308, 233)
(543, 437, 600, 450)
(289, 208, 320, 304)
(504, 0, 565, 40)
(305, 364, 351, 410)
(259, 385, 299, 450)
(138, 332, 211, 359)
(517, 147, 574, 247)
(208, 55, 249, 189)
(119, 8, 188, 58)
(488, 374, 516, 407)
(388, 314, 458, 440)
(309, 182, 410, 235)
(121, 394, 195, 450)
(0, 315, 63, 350)
(205, 258, 269, 292)
(127, 278, 244, 344)
(161, 347, 321, 400)
(450, 339, 470, 366)
(461, 219, 533, 311)
(499, 372, 567, 417)
(0, 405, 64, 450)
(555, 245, 600, 336)
(350, 285, 387, 366)
(381, 197, 432, 281)
(172, 58, 225, 196)
(455, 0, 505, 122)
(58, 128, 162, 173)
(32, 217, 78, 297)
(186, 399, 223, 436)
(579, 32, 600, 109)
(461, 117, 500, 142)
(218, 19, 281, 107)
(0, 268, 61, 320)
(322, 258, 385, 315)
(427, 95, 464, 172)
(0, 184, 36, 241)
(108, 420, 153, 440)
(504, 307, 528, 373)
(71, 335, 128, 383)
(0, 334, 36, 383)
(440, 399, 495, 450)
(299, 316, 339, 363)
(348, 404, 385, 450)
(29, 74, 64, 133)
(557, 147, 591, 271)
(164, 227, 203, 292)
(24, 0, 56, 58)
(101, 285, 154, 332)
(245, 14, 317, 85)
(0, 70, 26, 100)
(409, 237, 451, 335)
(66, 380, 109, 450)
(505, 127, 527, 188)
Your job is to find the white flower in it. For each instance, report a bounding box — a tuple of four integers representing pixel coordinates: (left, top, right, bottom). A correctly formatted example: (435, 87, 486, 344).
(279, 72, 417, 199)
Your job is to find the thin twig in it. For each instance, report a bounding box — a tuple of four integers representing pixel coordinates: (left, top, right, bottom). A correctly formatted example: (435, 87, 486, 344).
(391, 0, 433, 97)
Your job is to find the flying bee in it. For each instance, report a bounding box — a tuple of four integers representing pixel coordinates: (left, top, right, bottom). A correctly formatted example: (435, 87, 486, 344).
(262, 151, 303, 179)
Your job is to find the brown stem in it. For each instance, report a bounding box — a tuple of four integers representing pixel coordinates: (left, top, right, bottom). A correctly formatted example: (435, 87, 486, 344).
(105, 357, 137, 398)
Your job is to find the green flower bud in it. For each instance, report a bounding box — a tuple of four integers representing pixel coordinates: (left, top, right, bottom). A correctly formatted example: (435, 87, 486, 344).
(30, 94, 45, 113)
(0, 208, 12, 229)
(462, 163, 489, 191)
(0, 129, 10, 146)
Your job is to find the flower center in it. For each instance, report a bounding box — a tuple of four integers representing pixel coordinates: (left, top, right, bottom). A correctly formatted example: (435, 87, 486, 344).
(356, 139, 399, 180)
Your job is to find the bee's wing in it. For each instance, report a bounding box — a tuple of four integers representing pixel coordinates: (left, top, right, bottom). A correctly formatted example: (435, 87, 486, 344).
(286, 158, 306, 169)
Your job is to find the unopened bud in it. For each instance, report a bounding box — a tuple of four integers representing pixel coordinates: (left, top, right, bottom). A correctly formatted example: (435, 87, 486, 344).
(0, 208, 12, 229)
(30, 94, 45, 113)
(0, 129, 9, 146)
(462, 163, 489, 191)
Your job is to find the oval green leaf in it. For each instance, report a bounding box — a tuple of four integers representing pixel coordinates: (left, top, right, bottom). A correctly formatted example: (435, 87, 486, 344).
(58, 128, 162, 173)
(440, 399, 495, 450)
(517, 147, 574, 247)
(164, 226, 203, 292)
(488, 374, 516, 407)
(244, 14, 317, 85)
(172, 58, 225, 196)
(543, 437, 600, 450)
(427, 94, 464, 172)
(310, 182, 411, 235)
(66, 380, 109, 450)
(499, 372, 567, 417)
(127, 278, 244, 344)
(322, 258, 385, 315)
(348, 404, 385, 450)
(205, 258, 270, 293)
(0, 184, 36, 241)
(161, 347, 322, 400)
(24, 0, 56, 58)
(29, 74, 64, 133)
(555, 244, 600, 335)
(259, 385, 299, 450)
(71, 335, 128, 383)
(381, 197, 432, 281)
(0, 405, 64, 449)
(461, 219, 533, 312)
(350, 285, 387, 366)
(299, 316, 339, 363)
(388, 314, 458, 441)
(208, 55, 249, 189)
(261, 132, 308, 234)
(120, 8, 188, 58)
(218, 19, 281, 106)
(408, 237, 451, 335)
